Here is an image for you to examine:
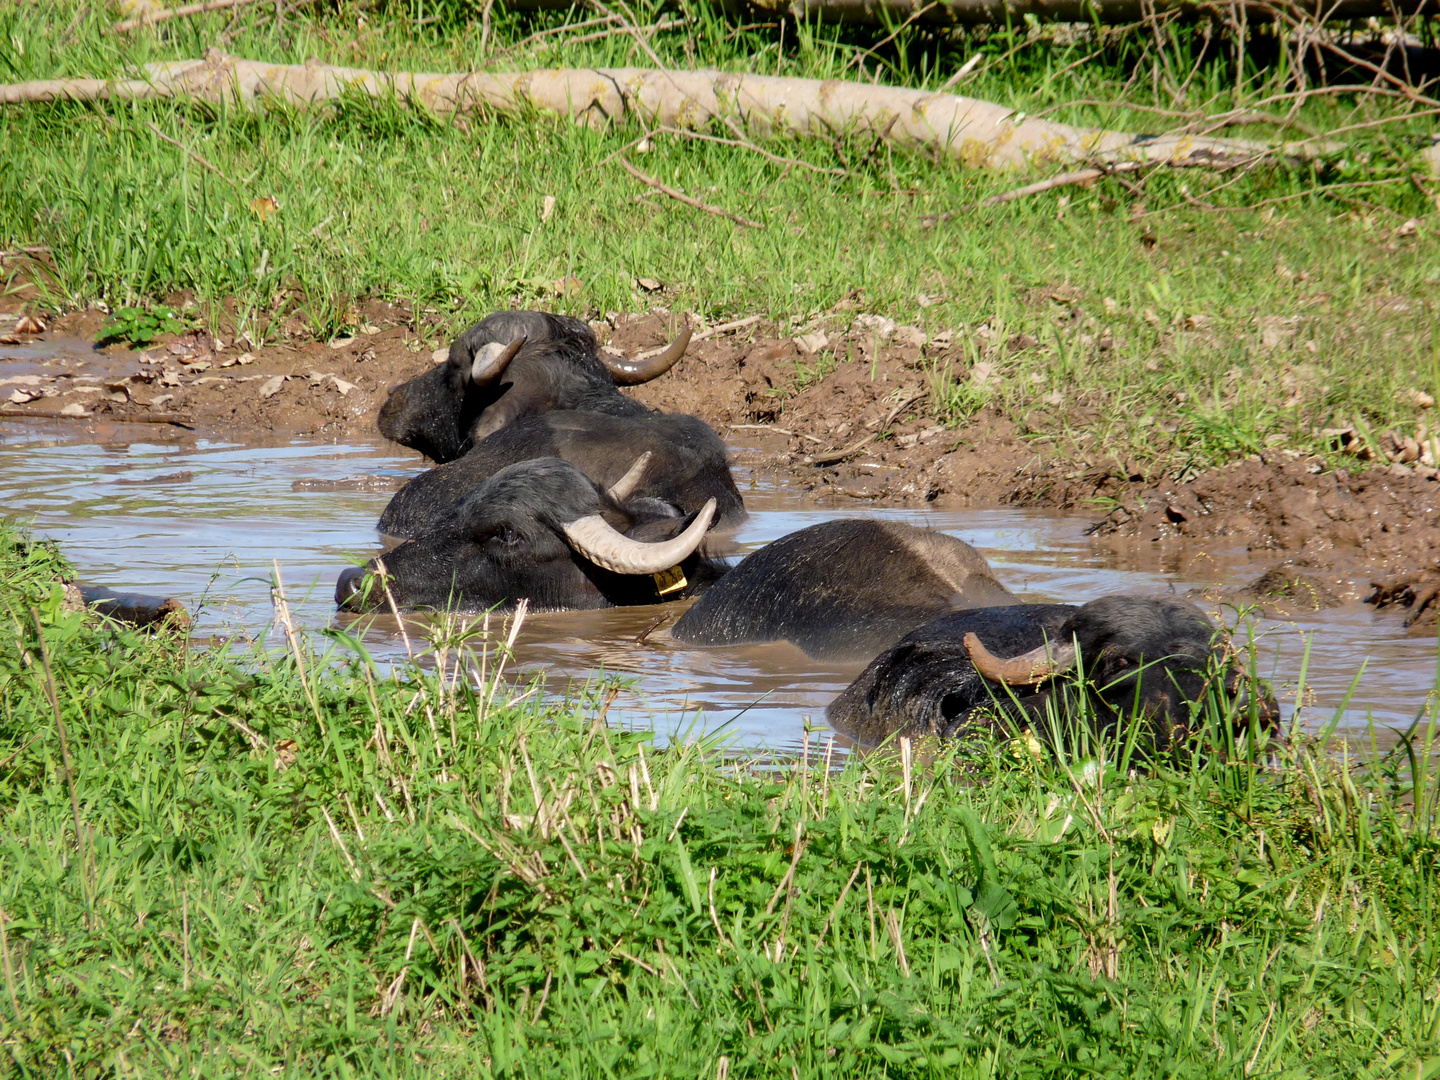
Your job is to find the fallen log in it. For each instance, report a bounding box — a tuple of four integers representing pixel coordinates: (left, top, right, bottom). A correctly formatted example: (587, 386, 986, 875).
(506, 0, 1438, 23)
(0, 49, 1288, 171)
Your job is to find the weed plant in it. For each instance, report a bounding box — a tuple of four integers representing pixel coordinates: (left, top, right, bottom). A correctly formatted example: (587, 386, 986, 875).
(2, 523, 1439, 1076)
(2, 4, 1440, 472)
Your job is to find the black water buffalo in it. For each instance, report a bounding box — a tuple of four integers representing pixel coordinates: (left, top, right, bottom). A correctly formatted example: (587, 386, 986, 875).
(336, 457, 724, 613)
(377, 410, 747, 540)
(377, 310, 689, 463)
(827, 597, 1276, 753)
(670, 520, 1018, 661)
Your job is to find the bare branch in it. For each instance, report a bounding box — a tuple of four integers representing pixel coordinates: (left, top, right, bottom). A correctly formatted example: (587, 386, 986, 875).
(618, 156, 763, 228)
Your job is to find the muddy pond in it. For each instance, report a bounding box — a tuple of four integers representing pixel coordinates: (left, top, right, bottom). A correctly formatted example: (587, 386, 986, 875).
(2, 396, 1436, 755)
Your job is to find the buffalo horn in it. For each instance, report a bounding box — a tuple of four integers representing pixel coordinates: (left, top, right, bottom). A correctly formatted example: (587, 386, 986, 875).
(606, 452, 652, 502)
(599, 327, 691, 385)
(563, 498, 716, 576)
(963, 632, 1078, 686)
(470, 336, 527, 385)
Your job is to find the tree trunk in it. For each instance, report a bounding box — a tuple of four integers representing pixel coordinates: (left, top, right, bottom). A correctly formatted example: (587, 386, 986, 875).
(504, 0, 1439, 24)
(0, 50, 1288, 171)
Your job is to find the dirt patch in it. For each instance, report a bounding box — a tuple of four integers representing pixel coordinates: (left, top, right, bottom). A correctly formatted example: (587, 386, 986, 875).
(5, 305, 1439, 631)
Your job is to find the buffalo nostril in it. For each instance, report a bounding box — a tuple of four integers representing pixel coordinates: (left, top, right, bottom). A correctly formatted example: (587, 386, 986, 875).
(335, 566, 369, 608)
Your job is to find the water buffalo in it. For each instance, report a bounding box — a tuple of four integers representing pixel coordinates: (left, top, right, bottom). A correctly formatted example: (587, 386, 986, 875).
(377, 310, 690, 463)
(377, 410, 747, 540)
(670, 520, 1018, 661)
(827, 596, 1276, 753)
(336, 457, 724, 613)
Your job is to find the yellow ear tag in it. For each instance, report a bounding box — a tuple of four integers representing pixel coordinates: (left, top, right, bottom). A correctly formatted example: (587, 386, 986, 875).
(653, 565, 688, 596)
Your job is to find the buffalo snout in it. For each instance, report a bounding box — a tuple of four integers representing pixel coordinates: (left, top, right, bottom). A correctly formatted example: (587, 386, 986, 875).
(335, 565, 369, 609)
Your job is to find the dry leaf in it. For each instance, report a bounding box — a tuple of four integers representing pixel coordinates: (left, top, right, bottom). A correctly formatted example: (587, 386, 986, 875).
(332, 376, 357, 396)
(1409, 389, 1435, 409)
(14, 314, 46, 334)
(250, 195, 280, 221)
(328, 337, 356, 350)
(795, 331, 829, 354)
(855, 314, 896, 339)
(7, 388, 38, 404)
(551, 276, 583, 298)
(60, 403, 88, 417)
(970, 361, 996, 385)
(635, 277, 663, 292)
(894, 325, 927, 348)
(540, 195, 556, 223)
(258, 375, 286, 399)
(431, 347, 448, 364)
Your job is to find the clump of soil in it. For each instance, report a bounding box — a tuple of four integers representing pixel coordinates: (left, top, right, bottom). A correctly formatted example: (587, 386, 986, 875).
(1230, 566, 1347, 617)
(1367, 569, 1440, 634)
(1090, 453, 1440, 588)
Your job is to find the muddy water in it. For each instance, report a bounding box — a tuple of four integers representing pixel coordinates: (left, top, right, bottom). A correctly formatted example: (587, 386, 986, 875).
(0, 414, 1435, 753)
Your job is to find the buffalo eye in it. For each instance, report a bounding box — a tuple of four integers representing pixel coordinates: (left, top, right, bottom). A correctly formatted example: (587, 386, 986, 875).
(484, 525, 521, 549)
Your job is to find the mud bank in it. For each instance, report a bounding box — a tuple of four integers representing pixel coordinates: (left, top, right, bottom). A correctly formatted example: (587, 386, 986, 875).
(4, 305, 1437, 633)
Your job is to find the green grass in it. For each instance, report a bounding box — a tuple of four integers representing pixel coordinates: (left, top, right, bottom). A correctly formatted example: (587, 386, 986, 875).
(3, 3, 1440, 472)
(3, 521, 1440, 1077)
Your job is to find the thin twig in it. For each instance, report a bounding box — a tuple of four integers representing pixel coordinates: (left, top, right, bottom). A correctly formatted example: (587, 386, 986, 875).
(0, 905, 20, 1023)
(817, 862, 864, 944)
(0, 408, 195, 428)
(618, 156, 763, 229)
(144, 121, 237, 185)
(59, 3, 92, 47)
(113, 0, 266, 34)
(938, 53, 983, 90)
(1155, 176, 1409, 216)
(980, 162, 1143, 206)
(843, 3, 939, 74)
(693, 314, 762, 340)
(654, 125, 845, 177)
(556, 17, 682, 50)
(764, 822, 807, 916)
(486, 14, 620, 62)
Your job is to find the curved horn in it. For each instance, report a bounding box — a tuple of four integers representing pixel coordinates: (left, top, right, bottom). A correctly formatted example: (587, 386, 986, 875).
(606, 452, 652, 503)
(600, 327, 691, 385)
(963, 633, 1078, 687)
(470, 336, 527, 385)
(563, 498, 716, 576)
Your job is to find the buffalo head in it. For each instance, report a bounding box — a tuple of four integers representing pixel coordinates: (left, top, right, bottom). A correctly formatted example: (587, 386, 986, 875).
(377, 309, 690, 463)
(336, 457, 721, 613)
(828, 596, 1276, 756)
